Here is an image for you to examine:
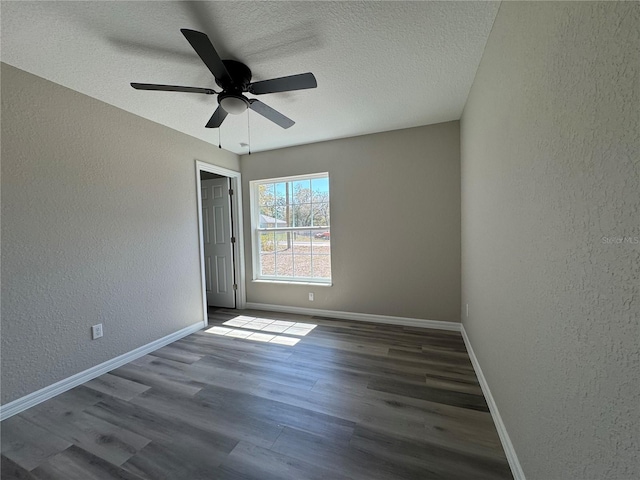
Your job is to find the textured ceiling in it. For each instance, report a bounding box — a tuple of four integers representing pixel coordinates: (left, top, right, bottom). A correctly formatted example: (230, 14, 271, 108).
(1, 1, 499, 154)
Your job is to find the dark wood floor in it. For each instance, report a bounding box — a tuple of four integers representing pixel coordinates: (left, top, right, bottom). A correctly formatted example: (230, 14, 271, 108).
(1, 309, 512, 479)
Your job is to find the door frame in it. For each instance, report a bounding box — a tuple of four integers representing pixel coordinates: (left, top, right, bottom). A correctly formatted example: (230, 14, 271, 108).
(195, 160, 246, 326)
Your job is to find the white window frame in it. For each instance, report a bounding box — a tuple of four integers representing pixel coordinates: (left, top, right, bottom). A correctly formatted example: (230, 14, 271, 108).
(250, 172, 331, 285)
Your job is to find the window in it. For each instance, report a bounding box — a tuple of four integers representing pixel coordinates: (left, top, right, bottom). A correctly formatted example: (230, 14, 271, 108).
(250, 173, 331, 283)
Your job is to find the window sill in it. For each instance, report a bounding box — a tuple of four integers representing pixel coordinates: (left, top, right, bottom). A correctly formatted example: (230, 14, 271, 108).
(252, 279, 333, 287)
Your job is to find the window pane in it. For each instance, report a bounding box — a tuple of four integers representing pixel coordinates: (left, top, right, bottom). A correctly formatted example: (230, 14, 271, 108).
(313, 255, 331, 279)
(274, 204, 288, 228)
(274, 182, 288, 228)
(261, 253, 275, 276)
(275, 182, 287, 204)
(293, 255, 312, 278)
(286, 205, 295, 227)
(311, 231, 331, 279)
(259, 232, 276, 276)
(260, 231, 276, 253)
(259, 206, 274, 228)
(292, 203, 312, 227)
(312, 232, 331, 254)
(275, 249, 293, 277)
(274, 231, 289, 253)
(259, 183, 275, 206)
(312, 203, 330, 227)
(292, 231, 311, 254)
(312, 177, 329, 203)
(292, 180, 311, 203)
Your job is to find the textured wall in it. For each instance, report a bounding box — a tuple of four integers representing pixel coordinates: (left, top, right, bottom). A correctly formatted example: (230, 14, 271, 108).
(461, 2, 639, 479)
(240, 122, 461, 322)
(1, 64, 239, 404)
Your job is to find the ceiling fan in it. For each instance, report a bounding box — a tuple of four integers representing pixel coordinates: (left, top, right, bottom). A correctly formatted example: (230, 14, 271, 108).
(131, 29, 317, 129)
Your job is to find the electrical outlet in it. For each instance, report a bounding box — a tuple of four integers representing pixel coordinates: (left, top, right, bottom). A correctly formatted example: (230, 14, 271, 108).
(92, 323, 103, 340)
(308, 292, 314, 301)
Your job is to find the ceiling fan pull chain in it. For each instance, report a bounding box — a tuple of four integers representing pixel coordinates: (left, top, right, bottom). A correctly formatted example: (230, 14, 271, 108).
(218, 124, 221, 149)
(247, 110, 252, 155)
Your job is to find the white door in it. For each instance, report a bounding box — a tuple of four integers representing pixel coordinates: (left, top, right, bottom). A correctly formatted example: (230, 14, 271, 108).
(201, 178, 235, 308)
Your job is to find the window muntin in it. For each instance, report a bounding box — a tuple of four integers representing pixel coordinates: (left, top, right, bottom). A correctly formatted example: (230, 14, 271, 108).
(251, 173, 331, 283)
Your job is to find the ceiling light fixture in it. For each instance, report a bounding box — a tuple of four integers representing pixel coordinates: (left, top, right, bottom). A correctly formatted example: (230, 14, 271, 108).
(218, 94, 249, 115)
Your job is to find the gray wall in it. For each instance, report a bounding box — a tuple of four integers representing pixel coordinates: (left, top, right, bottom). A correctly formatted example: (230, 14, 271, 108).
(1, 64, 239, 404)
(241, 122, 461, 322)
(461, 2, 639, 479)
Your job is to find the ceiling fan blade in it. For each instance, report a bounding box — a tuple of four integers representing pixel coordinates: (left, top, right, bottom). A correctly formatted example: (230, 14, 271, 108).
(248, 72, 317, 95)
(131, 83, 216, 94)
(181, 29, 232, 84)
(205, 106, 228, 128)
(249, 100, 295, 129)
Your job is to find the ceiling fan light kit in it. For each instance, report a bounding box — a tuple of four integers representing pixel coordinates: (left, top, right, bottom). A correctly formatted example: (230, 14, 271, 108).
(130, 28, 317, 131)
(219, 94, 249, 115)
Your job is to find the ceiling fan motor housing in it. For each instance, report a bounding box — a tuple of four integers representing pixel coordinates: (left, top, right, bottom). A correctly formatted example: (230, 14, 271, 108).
(216, 60, 253, 114)
(217, 60, 252, 91)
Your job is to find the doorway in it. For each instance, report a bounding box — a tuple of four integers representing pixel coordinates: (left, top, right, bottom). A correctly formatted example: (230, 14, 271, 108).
(201, 173, 234, 308)
(195, 161, 246, 324)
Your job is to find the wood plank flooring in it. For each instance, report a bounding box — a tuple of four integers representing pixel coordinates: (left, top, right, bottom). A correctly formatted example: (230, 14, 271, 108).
(1, 309, 512, 479)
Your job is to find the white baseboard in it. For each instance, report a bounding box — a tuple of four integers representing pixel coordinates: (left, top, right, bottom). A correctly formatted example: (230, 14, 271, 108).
(0, 321, 204, 421)
(461, 325, 526, 480)
(244, 302, 461, 332)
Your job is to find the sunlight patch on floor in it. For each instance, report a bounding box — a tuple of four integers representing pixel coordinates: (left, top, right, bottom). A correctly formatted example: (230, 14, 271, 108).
(224, 317, 317, 336)
(204, 316, 318, 346)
